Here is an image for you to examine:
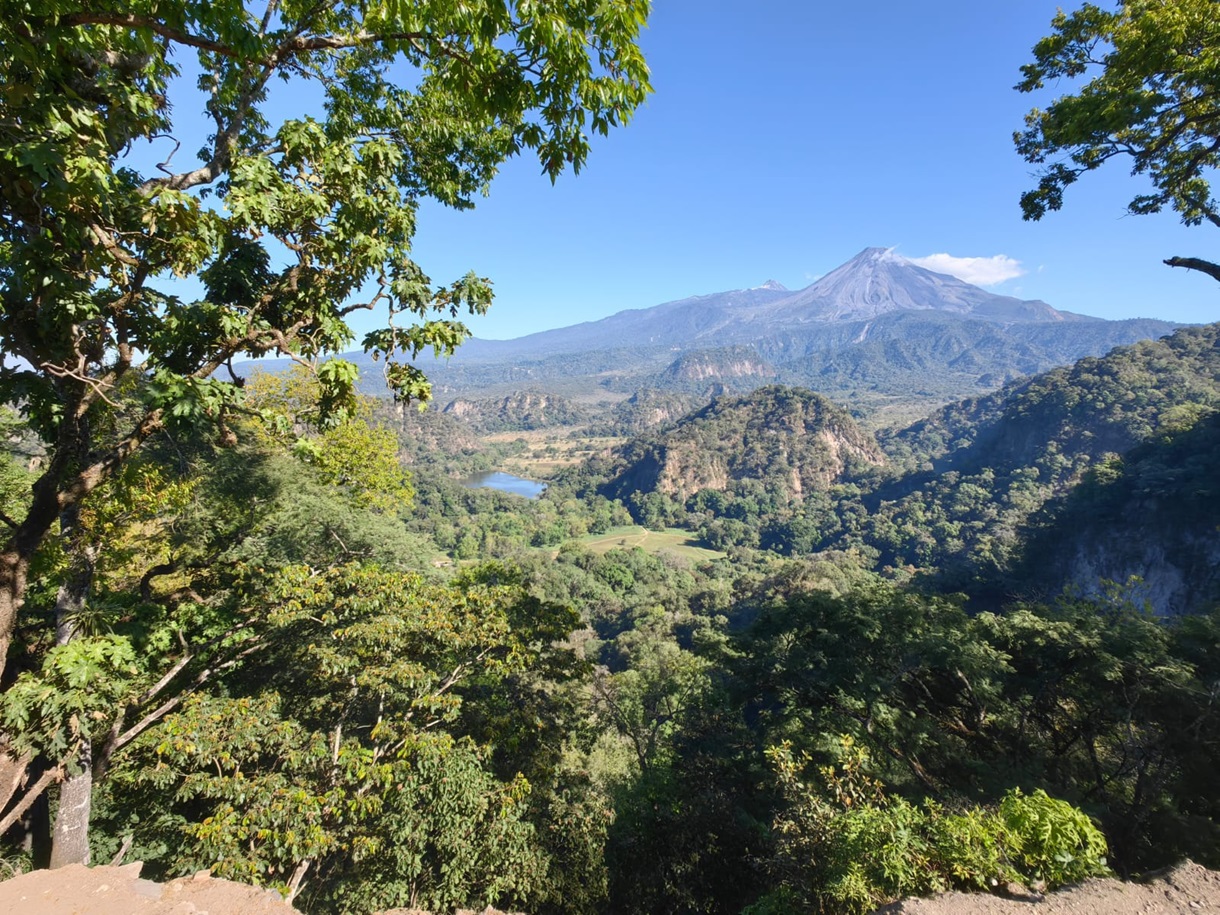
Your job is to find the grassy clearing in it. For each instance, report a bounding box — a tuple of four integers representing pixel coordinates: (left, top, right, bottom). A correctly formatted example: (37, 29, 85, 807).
(578, 526, 726, 561)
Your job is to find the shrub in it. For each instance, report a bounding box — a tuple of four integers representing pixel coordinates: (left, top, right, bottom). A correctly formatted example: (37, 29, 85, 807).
(999, 788, 1109, 887)
(759, 738, 1109, 913)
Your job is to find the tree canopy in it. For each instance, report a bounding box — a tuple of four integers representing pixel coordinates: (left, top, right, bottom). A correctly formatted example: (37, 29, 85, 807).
(1016, 0, 1220, 282)
(0, 0, 651, 672)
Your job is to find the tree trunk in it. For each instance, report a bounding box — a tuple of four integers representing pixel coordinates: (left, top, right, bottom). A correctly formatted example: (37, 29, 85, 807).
(0, 548, 31, 686)
(48, 503, 97, 868)
(27, 776, 53, 869)
(0, 405, 164, 682)
(0, 475, 66, 684)
(48, 743, 91, 868)
(53, 503, 95, 647)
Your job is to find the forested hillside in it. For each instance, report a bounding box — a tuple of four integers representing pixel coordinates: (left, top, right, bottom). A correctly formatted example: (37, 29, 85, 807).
(584, 325, 1220, 614)
(596, 386, 884, 521)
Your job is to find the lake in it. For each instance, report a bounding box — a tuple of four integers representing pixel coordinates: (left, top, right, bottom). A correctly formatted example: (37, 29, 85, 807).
(459, 471, 547, 499)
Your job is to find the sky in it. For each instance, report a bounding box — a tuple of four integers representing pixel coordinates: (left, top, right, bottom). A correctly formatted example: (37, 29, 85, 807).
(397, 0, 1220, 340)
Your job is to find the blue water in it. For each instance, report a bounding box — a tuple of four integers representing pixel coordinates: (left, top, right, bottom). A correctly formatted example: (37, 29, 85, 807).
(459, 471, 547, 499)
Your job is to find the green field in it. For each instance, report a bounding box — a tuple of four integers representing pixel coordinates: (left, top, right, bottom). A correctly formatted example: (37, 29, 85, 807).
(578, 526, 726, 561)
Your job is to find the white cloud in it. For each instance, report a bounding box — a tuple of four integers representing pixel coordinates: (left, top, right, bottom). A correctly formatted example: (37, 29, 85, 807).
(908, 253, 1025, 286)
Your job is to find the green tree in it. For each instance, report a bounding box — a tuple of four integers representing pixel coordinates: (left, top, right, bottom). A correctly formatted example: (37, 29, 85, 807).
(1016, 0, 1220, 282)
(0, 0, 650, 680)
(757, 738, 1108, 915)
(246, 367, 414, 513)
(92, 561, 581, 910)
(0, 432, 425, 866)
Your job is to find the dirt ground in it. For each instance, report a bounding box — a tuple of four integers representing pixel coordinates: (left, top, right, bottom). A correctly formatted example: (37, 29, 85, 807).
(1, 860, 1217, 914)
(874, 860, 1220, 914)
(0, 862, 519, 914)
(0, 862, 298, 914)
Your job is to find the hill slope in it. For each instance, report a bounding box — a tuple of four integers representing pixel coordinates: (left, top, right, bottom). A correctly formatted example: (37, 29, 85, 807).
(599, 386, 885, 507)
(586, 325, 1220, 613)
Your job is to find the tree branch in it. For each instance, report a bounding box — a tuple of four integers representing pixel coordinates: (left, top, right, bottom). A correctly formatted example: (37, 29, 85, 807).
(1164, 256, 1220, 284)
(59, 409, 165, 506)
(0, 755, 69, 836)
(60, 13, 240, 59)
(108, 638, 265, 757)
(284, 30, 426, 53)
(0, 750, 31, 814)
(286, 858, 312, 903)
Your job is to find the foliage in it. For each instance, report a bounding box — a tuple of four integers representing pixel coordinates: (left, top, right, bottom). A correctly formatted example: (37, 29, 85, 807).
(0, 406, 35, 528)
(0, 0, 651, 423)
(998, 788, 1110, 886)
(739, 579, 1011, 821)
(1016, 0, 1220, 231)
(739, 576, 1220, 879)
(98, 561, 580, 910)
(0, 0, 652, 693)
(246, 367, 414, 512)
(1, 635, 139, 764)
(759, 738, 1108, 915)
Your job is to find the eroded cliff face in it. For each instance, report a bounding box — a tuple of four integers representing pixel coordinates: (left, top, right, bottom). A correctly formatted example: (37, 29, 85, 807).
(596, 390, 702, 435)
(647, 443, 731, 497)
(602, 386, 885, 505)
(1047, 514, 1220, 616)
(661, 348, 777, 384)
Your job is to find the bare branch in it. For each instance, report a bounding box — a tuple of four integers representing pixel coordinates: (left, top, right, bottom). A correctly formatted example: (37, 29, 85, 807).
(284, 30, 426, 53)
(138, 561, 177, 602)
(153, 135, 183, 177)
(87, 223, 140, 268)
(260, 0, 281, 38)
(109, 833, 134, 866)
(1164, 256, 1220, 283)
(287, 859, 312, 903)
(139, 73, 272, 195)
(40, 361, 121, 409)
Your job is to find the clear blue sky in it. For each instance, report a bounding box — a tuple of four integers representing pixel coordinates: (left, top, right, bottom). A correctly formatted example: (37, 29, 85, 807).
(403, 0, 1219, 340)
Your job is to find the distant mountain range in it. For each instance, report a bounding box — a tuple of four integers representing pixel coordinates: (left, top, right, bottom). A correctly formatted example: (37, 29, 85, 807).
(395, 248, 1181, 406)
(447, 248, 1107, 363)
(244, 247, 1178, 411)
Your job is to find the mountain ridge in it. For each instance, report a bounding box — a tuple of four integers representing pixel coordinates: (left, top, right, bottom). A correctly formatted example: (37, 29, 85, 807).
(454, 247, 1108, 363)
